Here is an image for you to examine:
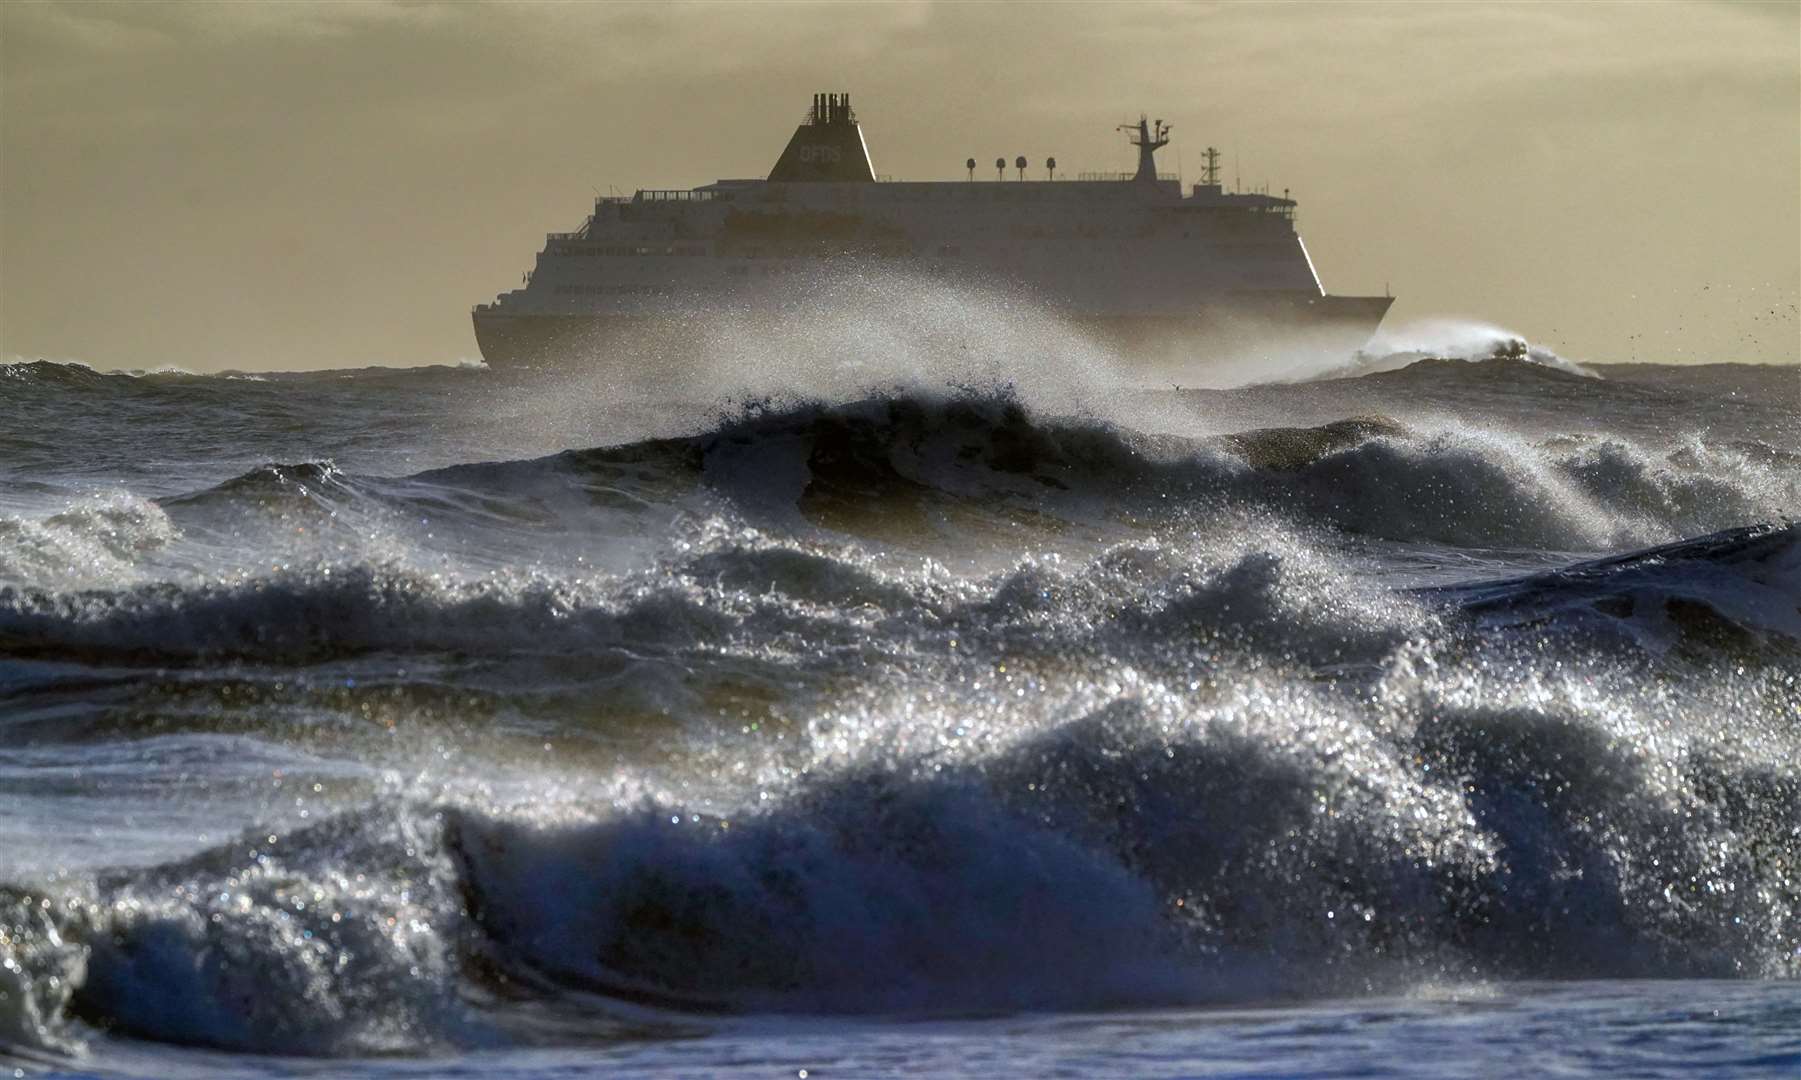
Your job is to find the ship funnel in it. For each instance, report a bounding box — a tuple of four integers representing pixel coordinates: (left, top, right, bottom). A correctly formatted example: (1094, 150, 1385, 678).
(769, 91, 876, 182)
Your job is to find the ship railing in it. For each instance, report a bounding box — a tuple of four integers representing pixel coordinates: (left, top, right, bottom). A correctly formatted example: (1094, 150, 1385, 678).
(1075, 171, 1182, 182)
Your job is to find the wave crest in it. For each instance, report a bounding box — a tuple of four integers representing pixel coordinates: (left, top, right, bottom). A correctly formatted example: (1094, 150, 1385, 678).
(0, 494, 178, 590)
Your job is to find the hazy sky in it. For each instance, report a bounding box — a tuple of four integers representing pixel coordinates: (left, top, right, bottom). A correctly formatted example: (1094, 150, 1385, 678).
(3, 0, 1797, 371)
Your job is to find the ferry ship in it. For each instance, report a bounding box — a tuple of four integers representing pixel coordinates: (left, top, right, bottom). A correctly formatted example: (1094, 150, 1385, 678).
(472, 93, 1392, 378)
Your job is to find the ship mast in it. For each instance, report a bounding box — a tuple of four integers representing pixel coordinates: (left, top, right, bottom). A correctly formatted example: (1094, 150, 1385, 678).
(1119, 115, 1170, 182)
(1199, 146, 1221, 187)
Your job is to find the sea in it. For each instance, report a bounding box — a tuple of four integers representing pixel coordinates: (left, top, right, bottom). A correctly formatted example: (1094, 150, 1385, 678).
(2, 311, 1798, 1078)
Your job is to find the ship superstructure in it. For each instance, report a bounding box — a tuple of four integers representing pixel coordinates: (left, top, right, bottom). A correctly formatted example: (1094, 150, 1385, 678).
(473, 93, 1392, 376)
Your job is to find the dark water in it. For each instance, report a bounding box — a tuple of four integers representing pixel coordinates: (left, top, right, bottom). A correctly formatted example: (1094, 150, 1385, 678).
(2, 331, 1799, 1077)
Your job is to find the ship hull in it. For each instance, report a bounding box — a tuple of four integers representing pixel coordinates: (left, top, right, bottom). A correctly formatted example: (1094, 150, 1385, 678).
(471, 292, 1394, 383)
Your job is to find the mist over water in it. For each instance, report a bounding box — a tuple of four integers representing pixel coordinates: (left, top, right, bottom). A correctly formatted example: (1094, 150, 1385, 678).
(2, 296, 1799, 1076)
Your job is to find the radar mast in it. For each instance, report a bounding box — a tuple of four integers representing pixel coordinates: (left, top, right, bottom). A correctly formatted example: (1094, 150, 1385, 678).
(1119, 115, 1171, 182)
(1199, 146, 1221, 188)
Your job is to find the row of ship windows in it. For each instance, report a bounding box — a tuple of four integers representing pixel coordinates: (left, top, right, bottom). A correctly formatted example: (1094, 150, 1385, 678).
(549, 262, 1298, 294)
(555, 269, 966, 293)
(549, 245, 709, 257)
(545, 245, 966, 261)
(546, 234, 1284, 261)
(555, 265, 961, 291)
(542, 244, 1281, 282)
(549, 264, 1284, 299)
(723, 263, 944, 276)
(554, 284, 671, 296)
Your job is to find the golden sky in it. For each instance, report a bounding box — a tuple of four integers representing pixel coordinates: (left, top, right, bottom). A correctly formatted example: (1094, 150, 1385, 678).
(3, 0, 1797, 371)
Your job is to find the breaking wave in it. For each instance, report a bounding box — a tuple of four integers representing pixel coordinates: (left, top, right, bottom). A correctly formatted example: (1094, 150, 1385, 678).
(447, 391, 1798, 550)
(5, 366, 1798, 1065)
(4, 613, 1796, 1056)
(1343, 319, 1598, 379)
(3, 389, 1794, 675)
(6, 518, 1794, 679)
(0, 494, 177, 590)
(133, 389, 1801, 552)
(1434, 522, 1801, 658)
